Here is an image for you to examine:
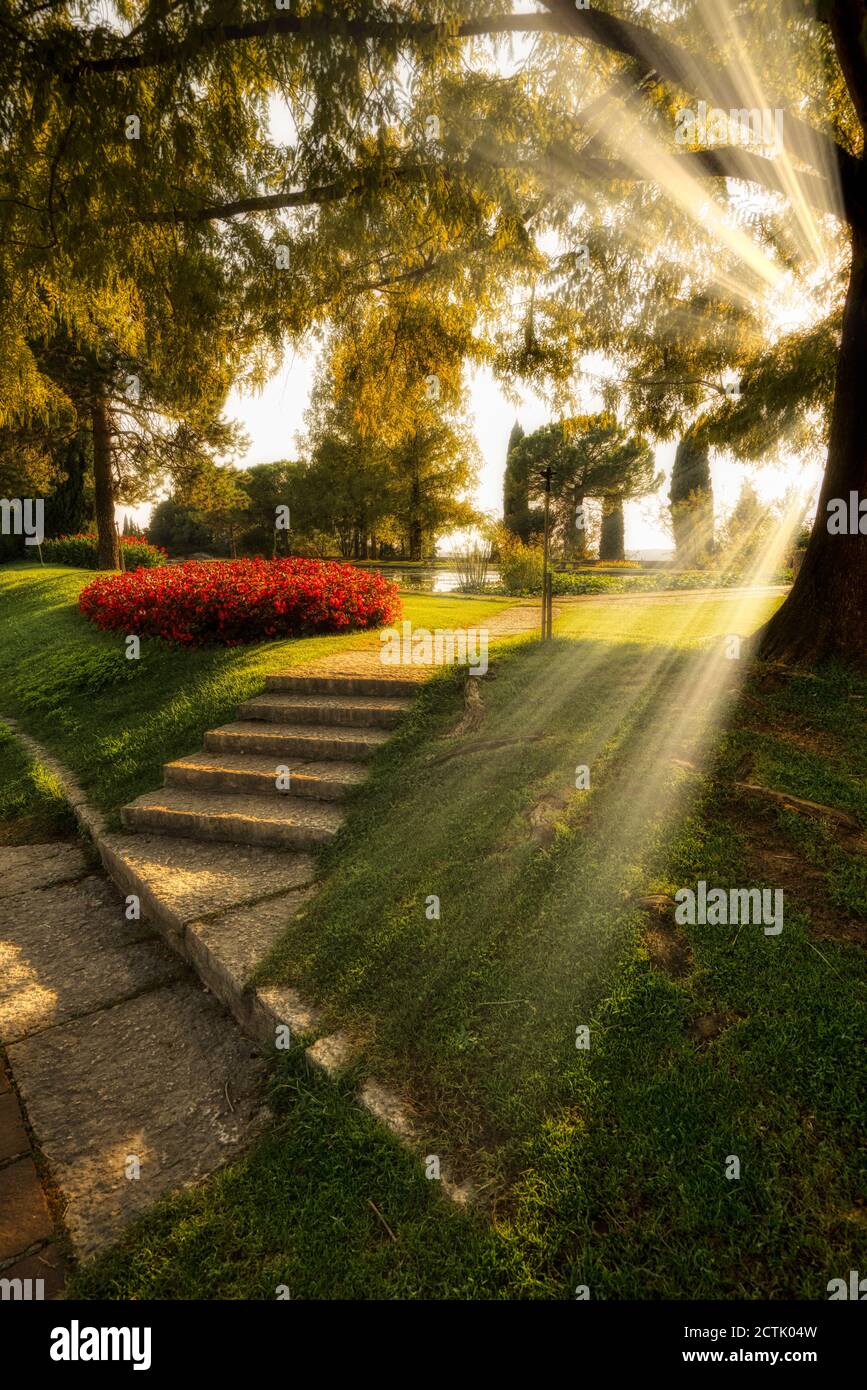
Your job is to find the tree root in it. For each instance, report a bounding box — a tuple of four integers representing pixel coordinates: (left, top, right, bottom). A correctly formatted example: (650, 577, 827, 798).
(453, 675, 485, 736)
(733, 780, 862, 833)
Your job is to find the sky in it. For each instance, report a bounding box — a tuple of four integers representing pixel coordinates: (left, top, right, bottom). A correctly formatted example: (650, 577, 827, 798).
(183, 348, 821, 559)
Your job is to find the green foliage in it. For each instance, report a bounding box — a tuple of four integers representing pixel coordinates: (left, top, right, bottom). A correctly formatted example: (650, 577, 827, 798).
(716, 480, 777, 577)
(669, 434, 715, 565)
(509, 415, 659, 560)
(41, 534, 165, 570)
(45, 429, 93, 538)
(503, 420, 542, 542)
(301, 322, 481, 559)
(493, 529, 544, 595)
(175, 461, 250, 558)
(147, 498, 217, 556)
(237, 461, 300, 556)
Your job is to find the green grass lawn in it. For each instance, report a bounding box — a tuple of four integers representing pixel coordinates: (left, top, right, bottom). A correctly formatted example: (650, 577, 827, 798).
(553, 590, 782, 645)
(3, 564, 864, 1299)
(0, 563, 512, 820)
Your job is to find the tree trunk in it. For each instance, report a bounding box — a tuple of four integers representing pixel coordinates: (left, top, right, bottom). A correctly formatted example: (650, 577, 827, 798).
(562, 490, 588, 562)
(760, 221, 867, 666)
(409, 472, 423, 562)
(599, 498, 625, 561)
(91, 388, 119, 570)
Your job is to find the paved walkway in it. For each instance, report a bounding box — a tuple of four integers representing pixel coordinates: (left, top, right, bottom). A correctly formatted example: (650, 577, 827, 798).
(554, 583, 787, 605)
(0, 840, 266, 1268)
(282, 599, 550, 686)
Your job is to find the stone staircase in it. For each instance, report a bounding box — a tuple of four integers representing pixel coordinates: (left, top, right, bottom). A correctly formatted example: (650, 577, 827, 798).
(91, 665, 488, 1199)
(120, 674, 417, 852)
(93, 668, 424, 1066)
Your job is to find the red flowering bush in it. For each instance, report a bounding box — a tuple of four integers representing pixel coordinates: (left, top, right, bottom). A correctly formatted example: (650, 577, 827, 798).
(78, 557, 401, 646)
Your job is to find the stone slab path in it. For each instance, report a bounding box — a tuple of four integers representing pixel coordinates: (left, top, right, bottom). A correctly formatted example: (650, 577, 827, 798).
(1, 599, 542, 1263)
(0, 840, 266, 1262)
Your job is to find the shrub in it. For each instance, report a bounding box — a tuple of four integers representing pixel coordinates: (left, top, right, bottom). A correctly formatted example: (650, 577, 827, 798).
(549, 570, 741, 596)
(78, 557, 401, 646)
(496, 532, 545, 595)
(490, 564, 749, 597)
(42, 534, 167, 570)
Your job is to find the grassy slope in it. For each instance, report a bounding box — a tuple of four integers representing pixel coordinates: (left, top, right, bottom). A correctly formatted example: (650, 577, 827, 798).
(3, 568, 863, 1299)
(69, 654, 867, 1301)
(0, 563, 511, 820)
(0, 722, 76, 845)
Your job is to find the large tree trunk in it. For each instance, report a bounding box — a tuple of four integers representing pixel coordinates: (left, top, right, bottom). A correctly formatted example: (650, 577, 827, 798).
(599, 497, 625, 561)
(91, 387, 119, 570)
(760, 222, 867, 666)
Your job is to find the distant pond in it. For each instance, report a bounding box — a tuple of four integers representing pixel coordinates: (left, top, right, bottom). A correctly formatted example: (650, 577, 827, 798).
(353, 565, 501, 593)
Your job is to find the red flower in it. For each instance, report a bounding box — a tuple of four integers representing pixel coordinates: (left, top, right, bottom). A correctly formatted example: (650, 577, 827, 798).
(78, 558, 401, 647)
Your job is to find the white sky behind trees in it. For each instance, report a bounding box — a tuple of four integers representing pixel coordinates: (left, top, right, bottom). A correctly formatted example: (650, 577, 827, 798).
(206, 351, 822, 557)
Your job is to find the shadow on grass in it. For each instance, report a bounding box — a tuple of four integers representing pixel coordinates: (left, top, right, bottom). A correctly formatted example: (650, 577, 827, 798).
(258, 634, 746, 1168)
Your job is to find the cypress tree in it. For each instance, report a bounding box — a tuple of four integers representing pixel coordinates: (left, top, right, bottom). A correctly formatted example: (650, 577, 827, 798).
(599, 498, 626, 561)
(45, 428, 92, 538)
(502, 421, 526, 537)
(669, 434, 714, 566)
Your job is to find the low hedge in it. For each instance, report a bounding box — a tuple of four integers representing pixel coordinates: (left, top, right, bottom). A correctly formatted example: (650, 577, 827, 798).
(491, 570, 786, 597)
(41, 534, 167, 570)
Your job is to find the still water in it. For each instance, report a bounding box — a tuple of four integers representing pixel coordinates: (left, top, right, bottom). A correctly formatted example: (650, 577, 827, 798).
(358, 566, 500, 593)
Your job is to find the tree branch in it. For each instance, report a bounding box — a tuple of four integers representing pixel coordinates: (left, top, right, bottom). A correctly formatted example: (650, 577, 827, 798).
(549, 142, 836, 215)
(134, 165, 428, 223)
(73, 12, 563, 76)
(134, 137, 836, 228)
(540, 0, 853, 186)
(69, 2, 850, 184)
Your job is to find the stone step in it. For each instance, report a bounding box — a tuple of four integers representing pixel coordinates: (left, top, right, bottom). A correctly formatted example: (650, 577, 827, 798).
(265, 673, 420, 698)
(164, 750, 368, 801)
(121, 787, 344, 851)
(97, 832, 316, 943)
(205, 720, 389, 761)
(237, 693, 413, 729)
